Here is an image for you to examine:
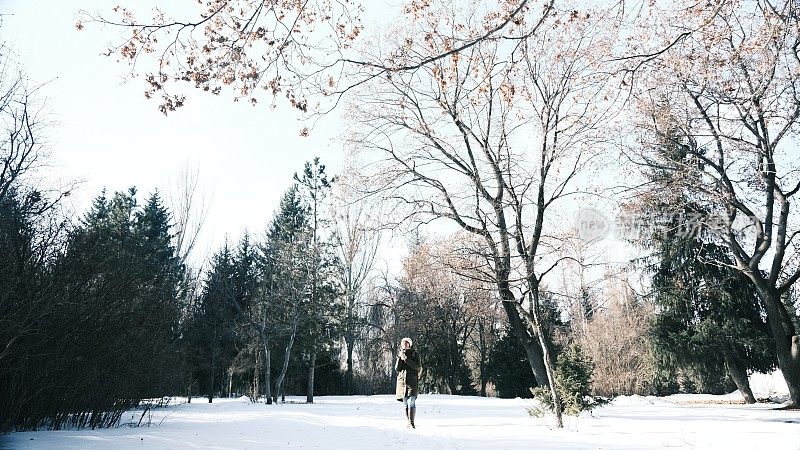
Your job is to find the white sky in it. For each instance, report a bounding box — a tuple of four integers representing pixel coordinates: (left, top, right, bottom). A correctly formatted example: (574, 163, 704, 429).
(0, 0, 629, 282)
(1, 1, 405, 267)
(1, 0, 632, 286)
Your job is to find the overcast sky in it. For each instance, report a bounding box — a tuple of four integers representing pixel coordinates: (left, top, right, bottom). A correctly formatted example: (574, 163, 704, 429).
(2, 1, 398, 267)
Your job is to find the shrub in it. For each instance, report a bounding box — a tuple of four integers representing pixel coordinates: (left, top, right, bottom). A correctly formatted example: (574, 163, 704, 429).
(529, 343, 610, 416)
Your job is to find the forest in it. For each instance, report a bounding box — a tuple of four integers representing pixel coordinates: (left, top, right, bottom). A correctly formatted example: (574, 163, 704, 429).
(2, 0, 800, 434)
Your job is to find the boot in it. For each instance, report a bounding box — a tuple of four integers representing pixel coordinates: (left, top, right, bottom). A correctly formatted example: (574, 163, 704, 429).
(405, 406, 411, 428)
(409, 407, 416, 429)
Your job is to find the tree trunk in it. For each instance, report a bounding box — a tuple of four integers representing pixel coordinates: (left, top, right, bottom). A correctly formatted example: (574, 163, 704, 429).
(722, 349, 756, 404)
(345, 334, 355, 395)
(391, 349, 399, 392)
(775, 333, 800, 406)
(253, 351, 261, 402)
(500, 298, 548, 386)
(228, 371, 233, 398)
(208, 349, 215, 403)
(773, 334, 800, 406)
(274, 318, 298, 403)
(445, 340, 455, 394)
(521, 291, 563, 429)
(307, 343, 316, 403)
(538, 332, 563, 428)
(760, 289, 800, 406)
(791, 334, 800, 404)
(263, 342, 272, 405)
(478, 321, 488, 397)
(207, 359, 214, 403)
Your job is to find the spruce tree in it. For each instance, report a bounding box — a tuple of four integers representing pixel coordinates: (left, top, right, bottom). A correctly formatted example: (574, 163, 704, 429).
(21, 188, 185, 427)
(648, 234, 776, 399)
(530, 343, 604, 416)
(261, 185, 313, 402)
(189, 243, 237, 402)
(487, 326, 538, 398)
(294, 158, 339, 403)
(634, 134, 776, 401)
(227, 233, 268, 401)
(2, 186, 186, 431)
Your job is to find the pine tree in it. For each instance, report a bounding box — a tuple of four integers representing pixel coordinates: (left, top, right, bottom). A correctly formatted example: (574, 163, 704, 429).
(131, 191, 184, 397)
(2, 186, 187, 431)
(294, 158, 340, 403)
(226, 233, 271, 402)
(648, 236, 776, 399)
(189, 242, 237, 402)
(261, 185, 313, 403)
(19, 188, 186, 427)
(487, 326, 538, 398)
(530, 343, 604, 416)
(634, 133, 777, 402)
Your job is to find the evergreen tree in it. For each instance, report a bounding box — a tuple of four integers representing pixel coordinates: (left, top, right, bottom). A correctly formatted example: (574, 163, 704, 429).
(0, 189, 53, 431)
(406, 285, 478, 396)
(229, 233, 261, 398)
(261, 185, 314, 402)
(131, 191, 185, 395)
(294, 158, 340, 403)
(223, 233, 273, 402)
(634, 133, 777, 401)
(487, 293, 565, 399)
(530, 343, 605, 416)
(187, 242, 237, 402)
(3, 185, 189, 431)
(648, 236, 776, 398)
(7, 188, 187, 429)
(487, 326, 538, 398)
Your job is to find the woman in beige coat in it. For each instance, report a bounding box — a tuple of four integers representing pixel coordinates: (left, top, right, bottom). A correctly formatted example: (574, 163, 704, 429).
(395, 337, 421, 428)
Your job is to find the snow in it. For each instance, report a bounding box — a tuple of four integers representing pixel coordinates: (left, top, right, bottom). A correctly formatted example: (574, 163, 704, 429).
(750, 371, 791, 400)
(2, 393, 798, 449)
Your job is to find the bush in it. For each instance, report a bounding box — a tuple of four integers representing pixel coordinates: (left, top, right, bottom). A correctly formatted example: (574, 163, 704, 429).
(579, 299, 658, 396)
(529, 343, 610, 416)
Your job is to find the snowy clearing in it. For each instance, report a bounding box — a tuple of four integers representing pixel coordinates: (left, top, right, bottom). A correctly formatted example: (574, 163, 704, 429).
(2, 393, 798, 449)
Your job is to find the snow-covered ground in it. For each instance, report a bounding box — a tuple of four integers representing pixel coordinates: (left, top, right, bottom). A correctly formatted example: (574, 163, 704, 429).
(2, 392, 798, 449)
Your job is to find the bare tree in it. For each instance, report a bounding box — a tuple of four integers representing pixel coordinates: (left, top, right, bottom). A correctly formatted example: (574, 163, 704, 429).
(469, 295, 503, 397)
(361, 268, 405, 392)
(555, 235, 610, 337)
(0, 65, 71, 213)
(399, 236, 479, 394)
(347, 4, 620, 426)
(169, 162, 209, 269)
(0, 45, 74, 372)
(331, 166, 381, 395)
(630, 0, 800, 406)
(579, 277, 657, 397)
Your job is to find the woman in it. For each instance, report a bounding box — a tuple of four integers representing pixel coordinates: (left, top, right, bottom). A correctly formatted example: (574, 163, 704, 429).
(395, 337, 421, 428)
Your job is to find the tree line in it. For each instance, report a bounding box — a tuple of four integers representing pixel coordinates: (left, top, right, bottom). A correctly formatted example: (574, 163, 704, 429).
(0, 142, 536, 431)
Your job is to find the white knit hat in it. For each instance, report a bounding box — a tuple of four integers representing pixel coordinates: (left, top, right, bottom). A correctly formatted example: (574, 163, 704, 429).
(401, 337, 413, 347)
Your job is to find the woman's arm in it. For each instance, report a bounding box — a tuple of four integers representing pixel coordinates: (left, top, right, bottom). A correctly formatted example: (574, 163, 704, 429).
(404, 351, 420, 371)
